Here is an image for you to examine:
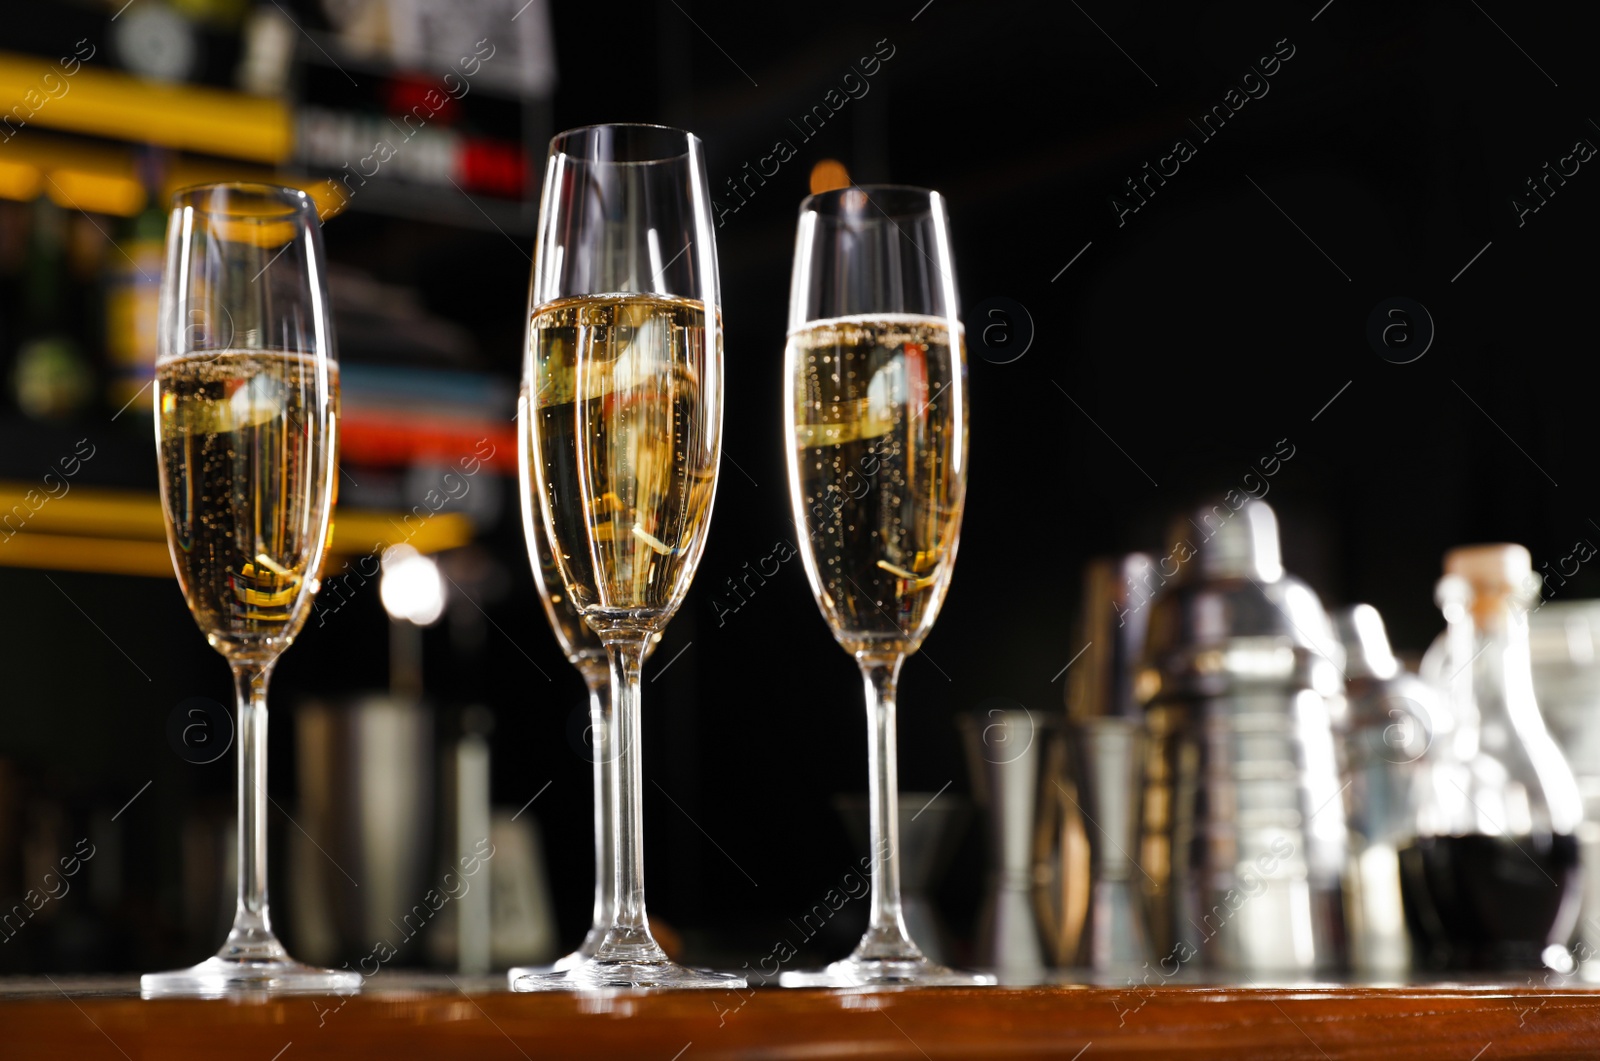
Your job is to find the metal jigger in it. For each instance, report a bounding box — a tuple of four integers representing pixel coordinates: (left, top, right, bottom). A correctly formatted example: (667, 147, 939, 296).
(1067, 717, 1149, 971)
(1063, 554, 1155, 972)
(961, 706, 1054, 978)
(833, 793, 971, 964)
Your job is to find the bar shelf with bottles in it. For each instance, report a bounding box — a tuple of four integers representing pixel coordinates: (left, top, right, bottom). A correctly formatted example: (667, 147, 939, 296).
(0, 2, 546, 574)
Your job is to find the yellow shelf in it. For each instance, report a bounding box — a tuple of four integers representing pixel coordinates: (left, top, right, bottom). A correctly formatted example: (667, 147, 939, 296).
(0, 532, 177, 578)
(0, 52, 292, 165)
(0, 482, 472, 579)
(0, 129, 344, 219)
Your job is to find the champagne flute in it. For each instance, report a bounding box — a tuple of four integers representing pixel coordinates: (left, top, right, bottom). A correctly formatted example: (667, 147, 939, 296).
(778, 185, 993, 988)
(508, 473, 657, 982)
(514, 124, 741, 991)
(144, 183, 358, 997)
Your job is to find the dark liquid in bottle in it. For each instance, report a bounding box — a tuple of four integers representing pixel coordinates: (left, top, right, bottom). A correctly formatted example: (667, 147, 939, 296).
(1399, 833, 1581, 969)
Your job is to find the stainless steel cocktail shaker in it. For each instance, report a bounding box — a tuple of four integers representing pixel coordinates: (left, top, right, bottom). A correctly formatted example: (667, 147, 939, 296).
(1137, 500, 1348, 973)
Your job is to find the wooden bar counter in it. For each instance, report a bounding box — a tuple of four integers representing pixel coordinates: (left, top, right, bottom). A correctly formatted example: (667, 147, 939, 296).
(4, 975, 1600, 1059)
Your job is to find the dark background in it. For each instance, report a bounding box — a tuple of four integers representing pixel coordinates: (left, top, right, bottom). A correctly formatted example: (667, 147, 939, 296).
(2, 0, 1597, 973)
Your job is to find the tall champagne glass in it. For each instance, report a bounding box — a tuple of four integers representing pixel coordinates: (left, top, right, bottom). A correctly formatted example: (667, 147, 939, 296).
(779, 186, 993, 987)
(144, 183, 358, 997)
(508, 474, 657, 983)
(514, 124, 741, 990)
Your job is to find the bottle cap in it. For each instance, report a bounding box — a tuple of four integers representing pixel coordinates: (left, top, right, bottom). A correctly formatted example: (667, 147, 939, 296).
(1444, 543, 1535, 626)
(1443, 543, 1532, 592)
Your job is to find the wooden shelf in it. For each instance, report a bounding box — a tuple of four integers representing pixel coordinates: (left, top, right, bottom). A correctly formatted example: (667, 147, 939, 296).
(3, 976, 1599, 1059)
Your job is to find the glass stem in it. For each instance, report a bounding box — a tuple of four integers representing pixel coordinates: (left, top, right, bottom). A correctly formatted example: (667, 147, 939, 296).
(596, 634, 666, 963)
(855, 654, 921, 961)
(222, 659, 286, 961)
(582, 666, 615, 947)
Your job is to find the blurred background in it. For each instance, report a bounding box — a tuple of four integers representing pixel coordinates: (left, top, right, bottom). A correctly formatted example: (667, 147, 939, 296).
(1, 0, 1597, 975)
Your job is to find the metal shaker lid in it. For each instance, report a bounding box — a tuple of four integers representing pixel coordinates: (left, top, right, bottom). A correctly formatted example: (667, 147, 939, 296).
(1142, 498, 1343, 699)
(1175, 499, 1285, 583)
(1067, 554, 1154, 722)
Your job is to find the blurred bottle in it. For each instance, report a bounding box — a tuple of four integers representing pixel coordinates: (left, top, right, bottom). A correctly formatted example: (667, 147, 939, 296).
(1405, 545, 1585, 971)
(429, 705, 557, 971)
(12, 199, 93, 419)
(104, 155, 166, 416)
(1528, 602, 1600, 979)
(236, 3, 297, 96)
(1335, 604, 1433, 975)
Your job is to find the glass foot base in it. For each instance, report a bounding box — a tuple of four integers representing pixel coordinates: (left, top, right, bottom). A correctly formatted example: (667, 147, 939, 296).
(141, 956, 362, 999)
(512, 958, 745, 991)
(779, 955, 996, 988)
(505, 947, 588, 986)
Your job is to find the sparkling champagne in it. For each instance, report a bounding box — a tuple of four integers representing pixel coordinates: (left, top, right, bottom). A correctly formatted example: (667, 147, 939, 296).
(527, 293, 719, 627)
(519, 470, 604, 667)
(785, 314, 966, 656)
(157, 350, 338, 659)
(515, 451, 665, 672)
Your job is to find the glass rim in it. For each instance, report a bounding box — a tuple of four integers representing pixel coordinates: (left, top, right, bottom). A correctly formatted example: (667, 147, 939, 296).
(547, 122, 704, 165)
(799, 183, 942, 219)
(169, 181, 316, 220)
